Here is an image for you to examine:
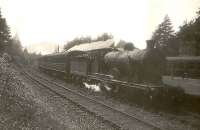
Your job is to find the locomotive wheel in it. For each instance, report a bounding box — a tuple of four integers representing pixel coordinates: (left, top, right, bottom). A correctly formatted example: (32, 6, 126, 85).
(108, 84, 120, 94)
(99, 81, 108, 92)
(112, 85, 120, 93)
(74, 76, 81, 85)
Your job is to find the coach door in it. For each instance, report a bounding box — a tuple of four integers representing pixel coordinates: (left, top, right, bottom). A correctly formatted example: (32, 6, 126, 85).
(91, 58, 99, 74)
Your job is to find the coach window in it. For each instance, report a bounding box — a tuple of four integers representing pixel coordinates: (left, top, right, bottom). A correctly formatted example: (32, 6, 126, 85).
(174, 62, 179, 71)
(198, 63, 200, 75)
(198, 63, 200, 69)
(179, 63, 184, 69)
(188, 62, 194, 69)
(169, 63, 174, 77)
(184, 62, 188, 71)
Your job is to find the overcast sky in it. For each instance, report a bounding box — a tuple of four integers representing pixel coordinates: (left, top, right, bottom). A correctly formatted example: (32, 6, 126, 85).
(0, 0, 199, 54)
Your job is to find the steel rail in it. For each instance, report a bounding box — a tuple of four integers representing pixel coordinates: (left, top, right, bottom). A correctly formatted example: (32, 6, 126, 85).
(23, 70, 164, 130)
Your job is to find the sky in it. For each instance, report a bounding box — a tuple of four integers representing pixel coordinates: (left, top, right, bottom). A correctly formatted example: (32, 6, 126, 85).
(0, 0, 199, 54)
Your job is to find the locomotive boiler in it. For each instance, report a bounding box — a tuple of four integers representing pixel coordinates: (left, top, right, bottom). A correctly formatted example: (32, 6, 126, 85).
(104, 40, 166, 84)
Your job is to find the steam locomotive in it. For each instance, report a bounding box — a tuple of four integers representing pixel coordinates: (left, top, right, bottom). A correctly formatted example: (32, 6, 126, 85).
(38, 39, 184, 105)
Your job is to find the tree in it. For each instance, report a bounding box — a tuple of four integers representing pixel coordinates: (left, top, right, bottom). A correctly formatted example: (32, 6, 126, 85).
(177, 21, 194, 41)
(116, 40, 135, 50)
(10, 34, 23, 56)
(94, 33, 113, 41)
(151, 15, 178, 56)
(116, 40, 127, 48)
(0, 8, 11, 54)
(23, 48, 29, 64)
(64, 36, 92, 51)
(64, 33, 113, 51)
(124, 43, 135, 51)
(177, 8, 200, 55)
(8, 34, 29, 64)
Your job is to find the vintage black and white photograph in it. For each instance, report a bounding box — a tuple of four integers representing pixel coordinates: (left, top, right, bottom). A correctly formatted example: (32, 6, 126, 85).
(0, 0, 200, 129)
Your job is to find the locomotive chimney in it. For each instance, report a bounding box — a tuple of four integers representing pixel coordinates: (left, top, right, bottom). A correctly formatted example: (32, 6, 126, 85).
(146, 40, 155, 50)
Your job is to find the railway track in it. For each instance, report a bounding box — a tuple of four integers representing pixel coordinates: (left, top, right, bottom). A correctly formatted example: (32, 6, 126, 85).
(22, 69, 164, 130)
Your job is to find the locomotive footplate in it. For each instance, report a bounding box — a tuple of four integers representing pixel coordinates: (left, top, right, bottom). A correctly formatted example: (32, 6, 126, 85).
(88, 73, 160, 90)
(87, 73, 184, 106)
(88, 73, 161, 97)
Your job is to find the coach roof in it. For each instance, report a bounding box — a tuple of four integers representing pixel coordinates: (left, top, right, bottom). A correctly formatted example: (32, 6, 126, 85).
(67, 39, 114, 52)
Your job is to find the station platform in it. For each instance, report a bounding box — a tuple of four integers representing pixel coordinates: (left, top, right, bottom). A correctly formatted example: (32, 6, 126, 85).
(162, 76, 200, 96)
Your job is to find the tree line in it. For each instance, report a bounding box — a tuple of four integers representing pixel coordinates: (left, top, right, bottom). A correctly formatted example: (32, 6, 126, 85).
(1, 7, 200, 65)
(151, 8, 200, 56)
(0, 8, 41, 65)
(64, 8, 200, 56)
(64, 33, 114, 50)
(0, 10, 11, 53)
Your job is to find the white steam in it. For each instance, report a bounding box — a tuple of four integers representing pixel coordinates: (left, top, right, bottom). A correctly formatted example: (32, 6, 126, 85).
(83, 82, 101, 92)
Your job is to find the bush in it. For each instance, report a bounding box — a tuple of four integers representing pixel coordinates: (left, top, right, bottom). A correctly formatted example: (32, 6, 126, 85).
(0, 53, 37, 128)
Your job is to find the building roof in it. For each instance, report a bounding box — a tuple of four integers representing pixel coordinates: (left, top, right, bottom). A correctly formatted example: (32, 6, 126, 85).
(67, 39, 114, 52)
